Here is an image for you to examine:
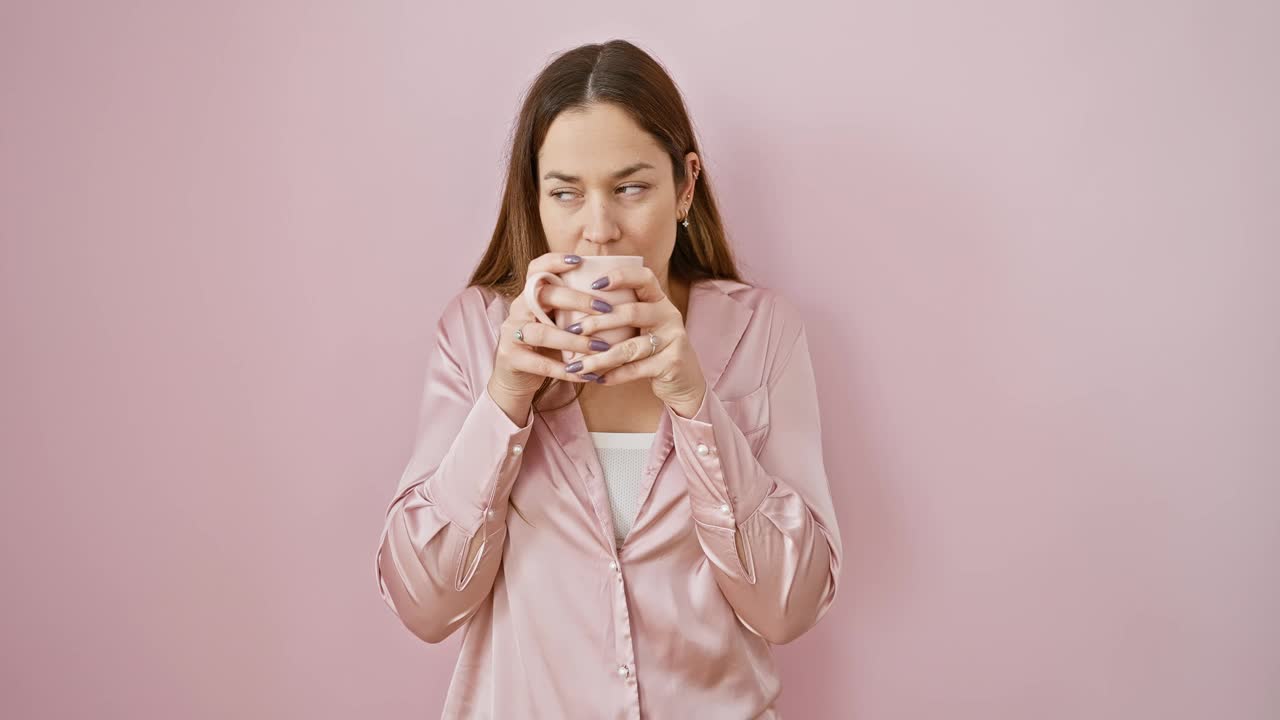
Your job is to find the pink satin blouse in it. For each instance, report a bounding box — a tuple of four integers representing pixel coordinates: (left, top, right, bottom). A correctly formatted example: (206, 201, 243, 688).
(375, 277, 843, 719)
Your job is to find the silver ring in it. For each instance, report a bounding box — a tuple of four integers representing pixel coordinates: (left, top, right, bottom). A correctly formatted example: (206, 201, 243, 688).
(513, 328, 524, 342)
(648, 332, 659, 357)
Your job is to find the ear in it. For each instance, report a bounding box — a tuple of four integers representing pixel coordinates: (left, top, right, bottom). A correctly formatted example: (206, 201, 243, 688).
(682, 152, 701, 198)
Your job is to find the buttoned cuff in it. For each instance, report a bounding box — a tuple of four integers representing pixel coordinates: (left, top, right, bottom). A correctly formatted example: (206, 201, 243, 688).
(668, 389, 773, 578)
(430, 386, 535, 536)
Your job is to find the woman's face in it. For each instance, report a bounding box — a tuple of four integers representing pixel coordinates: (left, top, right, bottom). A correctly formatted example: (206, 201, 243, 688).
(537, 102, 698, 287)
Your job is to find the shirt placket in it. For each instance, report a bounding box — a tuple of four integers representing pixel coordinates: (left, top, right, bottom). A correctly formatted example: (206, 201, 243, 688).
(608, 550, 640, 719)
(542, 393, 673, 719)
(608, 415, 678, 719)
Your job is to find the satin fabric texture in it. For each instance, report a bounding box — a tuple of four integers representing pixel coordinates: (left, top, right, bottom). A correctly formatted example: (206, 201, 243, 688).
(375, 278, 843, 719)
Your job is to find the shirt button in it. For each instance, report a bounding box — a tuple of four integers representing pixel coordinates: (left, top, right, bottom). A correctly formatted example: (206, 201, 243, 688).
(719, 503, 732, 516)
(608, 560, 618, 571)
(696, 443, 710, 456)
(617, 665, 630, 678)
(511, 443, 524, 456)
(486, 508, 496, 520)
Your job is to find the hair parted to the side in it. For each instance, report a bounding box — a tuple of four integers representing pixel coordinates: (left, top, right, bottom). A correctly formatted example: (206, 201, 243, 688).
(468, 42, 744, 517)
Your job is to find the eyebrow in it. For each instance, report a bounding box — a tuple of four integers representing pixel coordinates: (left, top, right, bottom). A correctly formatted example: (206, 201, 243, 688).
(542, 162, 656, 183)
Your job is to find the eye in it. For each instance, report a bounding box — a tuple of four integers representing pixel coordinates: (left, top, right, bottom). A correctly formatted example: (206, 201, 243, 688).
(550, 190, 578, 202)
(618, 184, 647, 196)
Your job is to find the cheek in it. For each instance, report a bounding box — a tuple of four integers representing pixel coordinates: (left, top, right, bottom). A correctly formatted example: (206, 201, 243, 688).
(630, 202, 673, 232)
(538, 203, 572, 252)
(627, 209, 678, 257)
(536, 198, 675, 255)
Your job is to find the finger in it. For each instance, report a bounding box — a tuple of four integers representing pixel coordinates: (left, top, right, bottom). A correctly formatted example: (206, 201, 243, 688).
(593, 349, 667, 386)
(527, 251, 586, 277)
(537, 285, 612, 316)
(573, 302, 668, 335)
(512, 320, 612, 356)
(505, 293, 538, 324)
(573, 331, 668, 377)
(506, 343, 593, 382)
(507, 279, 579, 327)
(583, 264, 665, 303)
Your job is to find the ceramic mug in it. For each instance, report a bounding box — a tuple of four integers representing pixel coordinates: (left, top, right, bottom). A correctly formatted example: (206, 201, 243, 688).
(522, 255, 643, 362)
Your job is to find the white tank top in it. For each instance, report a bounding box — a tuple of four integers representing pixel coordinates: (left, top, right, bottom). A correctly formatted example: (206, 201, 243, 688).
(588, 432, 656, 547)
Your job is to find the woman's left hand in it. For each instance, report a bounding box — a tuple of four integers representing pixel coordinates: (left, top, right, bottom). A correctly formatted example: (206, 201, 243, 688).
(567, 265, 707, 418)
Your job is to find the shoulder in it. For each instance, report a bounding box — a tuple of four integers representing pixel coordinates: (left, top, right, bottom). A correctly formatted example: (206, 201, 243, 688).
(433, 284, 509, 347)
(700, 278, 806, 345)
(723, 280, 803, 319)
(694, 278, 809, 384)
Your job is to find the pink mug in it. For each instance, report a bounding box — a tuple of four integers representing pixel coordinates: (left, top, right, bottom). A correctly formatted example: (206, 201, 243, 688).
(522, 255, 644, 362)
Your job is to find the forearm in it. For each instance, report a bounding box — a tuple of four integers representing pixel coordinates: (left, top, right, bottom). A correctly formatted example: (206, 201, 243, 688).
(376, 385, 534, 643)
(668, 327, 843, 644)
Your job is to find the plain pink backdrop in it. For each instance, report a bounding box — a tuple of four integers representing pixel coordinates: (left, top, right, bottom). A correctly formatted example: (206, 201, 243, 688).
(2, 1, 1277, 718)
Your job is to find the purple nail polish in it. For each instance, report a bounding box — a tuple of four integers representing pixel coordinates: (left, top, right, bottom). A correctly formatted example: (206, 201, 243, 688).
(581, 372, 601, 382)
(565, 360, 583, 373)
(568, 323, 583, 334)
(589, 339, 610, 352)
(595, 375, 606, 384)
(564, 254, 582, 264)
(590, 276, 610, 290)
(591, 299, 612, 313)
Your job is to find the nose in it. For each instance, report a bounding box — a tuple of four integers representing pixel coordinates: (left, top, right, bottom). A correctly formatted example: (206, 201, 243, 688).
(581, 194, 621, 252)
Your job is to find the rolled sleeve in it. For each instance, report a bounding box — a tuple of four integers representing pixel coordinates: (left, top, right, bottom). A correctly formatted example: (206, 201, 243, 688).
(669, 389, 774, 581)
(375, 287, 539, 644)
(666, 318, 843, 644)
(428, 385, 536, 536)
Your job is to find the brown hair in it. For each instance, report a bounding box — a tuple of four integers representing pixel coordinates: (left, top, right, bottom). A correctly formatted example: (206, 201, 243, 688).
(469, 39, 744, 423)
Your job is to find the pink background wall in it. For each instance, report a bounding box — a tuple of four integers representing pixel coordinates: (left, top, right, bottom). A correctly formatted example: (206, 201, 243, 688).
(2, 1, 1276, 718)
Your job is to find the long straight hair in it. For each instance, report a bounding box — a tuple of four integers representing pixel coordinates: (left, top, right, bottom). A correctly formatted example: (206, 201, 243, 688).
(470, 39, 745, 419)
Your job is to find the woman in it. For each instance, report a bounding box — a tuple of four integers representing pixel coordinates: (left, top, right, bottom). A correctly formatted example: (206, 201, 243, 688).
(375, 40, 842, 719)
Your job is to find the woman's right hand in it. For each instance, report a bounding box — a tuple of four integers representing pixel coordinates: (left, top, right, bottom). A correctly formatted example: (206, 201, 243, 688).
(487, 253, 612, 416)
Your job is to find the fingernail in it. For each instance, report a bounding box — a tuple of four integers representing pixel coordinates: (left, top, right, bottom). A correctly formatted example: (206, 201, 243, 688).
(568, 323, 584, 334)
(581, 372, 601, 382)
(590, 276, 610, 290)
(565, 360, 583, 373)
(595, 375, 606, 384)
(589, 339, 610, 352)
(564, 254, 582, 264)
(591, 299, 612, 313)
